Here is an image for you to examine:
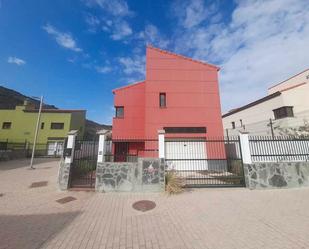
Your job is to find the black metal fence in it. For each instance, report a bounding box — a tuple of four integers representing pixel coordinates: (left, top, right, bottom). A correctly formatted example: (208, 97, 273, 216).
(165, 137, 245, 187)
(249, 136, 309, 162)
(70, 139, 98, 188)
(104, 138, 158, 162)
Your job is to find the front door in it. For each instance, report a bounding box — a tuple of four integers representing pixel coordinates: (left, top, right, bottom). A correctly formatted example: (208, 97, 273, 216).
(114, 142, 128, 162)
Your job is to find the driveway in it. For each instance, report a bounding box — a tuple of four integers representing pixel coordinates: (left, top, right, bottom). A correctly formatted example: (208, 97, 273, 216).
(1, 159, 309, 249)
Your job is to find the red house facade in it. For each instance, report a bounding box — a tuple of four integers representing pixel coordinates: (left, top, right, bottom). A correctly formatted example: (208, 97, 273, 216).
(112, 46, 224, 160)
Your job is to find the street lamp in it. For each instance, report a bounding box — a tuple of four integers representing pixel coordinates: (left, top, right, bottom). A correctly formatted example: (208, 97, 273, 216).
(30, 96, 44, 169)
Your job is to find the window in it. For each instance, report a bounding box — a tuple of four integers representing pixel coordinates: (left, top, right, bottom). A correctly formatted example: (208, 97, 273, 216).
(164, 127, 206, 134)
(2, 122, 11, 129)
(115, 106, 124, 118)
(41, 122, 45, 129)
(273, 106, 294, 120)
(50, 122, 64, 129)
(159, 93, 166, 108)
(240, 119, 243, 127)
(231, 122, 235, 129)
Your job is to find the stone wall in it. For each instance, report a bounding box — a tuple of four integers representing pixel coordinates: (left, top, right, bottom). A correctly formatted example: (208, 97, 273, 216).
(244, 161, 309, 189)
(96, 158, 165, 192)
(57, 159, 71, 190)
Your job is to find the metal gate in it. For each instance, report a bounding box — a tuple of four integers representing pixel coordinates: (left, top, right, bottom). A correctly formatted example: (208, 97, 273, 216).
(70, 140, 98, 188)
(165, 137, 245, 187)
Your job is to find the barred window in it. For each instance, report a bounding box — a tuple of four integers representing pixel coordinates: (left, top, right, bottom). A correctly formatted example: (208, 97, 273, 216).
(273, 106, 294, 119)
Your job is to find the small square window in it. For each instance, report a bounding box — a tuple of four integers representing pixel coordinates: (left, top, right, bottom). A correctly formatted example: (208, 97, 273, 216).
(2, 122, 11, 129)
(41, 122, 45, 129)
(159, 93, 166, 108)
(115, 106, 124, 118)
(231, 122, 235, 129)
(51, 123, 64, 129)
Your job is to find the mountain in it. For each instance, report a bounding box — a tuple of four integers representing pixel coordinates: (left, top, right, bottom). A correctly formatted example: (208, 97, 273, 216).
(0, 86, 112, 139)
(0, 86, 57, 109)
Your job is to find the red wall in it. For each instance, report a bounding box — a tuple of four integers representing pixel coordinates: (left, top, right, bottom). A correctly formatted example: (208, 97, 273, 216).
(112, 46, 225, 158)
(145, 47, 224, 139)
(112, 81, 145, 139)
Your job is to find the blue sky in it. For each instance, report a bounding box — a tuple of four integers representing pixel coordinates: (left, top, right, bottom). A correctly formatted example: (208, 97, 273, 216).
(1, 0, 309, 124)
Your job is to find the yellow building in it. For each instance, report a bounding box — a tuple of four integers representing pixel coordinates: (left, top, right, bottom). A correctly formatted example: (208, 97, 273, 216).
(0, 101, 85, 156)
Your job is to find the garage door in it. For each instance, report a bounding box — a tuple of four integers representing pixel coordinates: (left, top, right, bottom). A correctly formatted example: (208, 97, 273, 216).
(165, 139, 208, 171)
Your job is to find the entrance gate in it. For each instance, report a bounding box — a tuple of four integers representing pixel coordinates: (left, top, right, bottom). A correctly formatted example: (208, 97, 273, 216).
(165, 137, 245, 187)
(70, 140, 98, 188)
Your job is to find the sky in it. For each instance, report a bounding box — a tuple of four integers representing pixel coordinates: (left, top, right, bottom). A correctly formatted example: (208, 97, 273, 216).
(0, 0, 309, 125)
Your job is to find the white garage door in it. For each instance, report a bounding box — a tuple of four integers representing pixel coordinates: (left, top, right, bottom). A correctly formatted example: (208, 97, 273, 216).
(165, 140, 208, 171)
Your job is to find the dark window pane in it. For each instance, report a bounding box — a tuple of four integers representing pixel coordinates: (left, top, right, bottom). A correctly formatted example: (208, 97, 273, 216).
(115, 106, 124, 118)
(164, 127, 206, 133)
(2, 122, 11, 129)
(273, 106, 294, 119)
(51, 123, 64, 129)
(159, 93, 166, 107)
(41, 122, 45, 129)
(231, 122, 235, 129)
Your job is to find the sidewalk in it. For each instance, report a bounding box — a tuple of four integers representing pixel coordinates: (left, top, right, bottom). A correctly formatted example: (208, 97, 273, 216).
(1, 159, 309, 249)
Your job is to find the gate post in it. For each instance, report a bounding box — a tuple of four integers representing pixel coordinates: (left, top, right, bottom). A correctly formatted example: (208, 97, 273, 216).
(57, 130, 78, 190)
(158, 130, 165, 159)
(239, 132, 252, 164)
(97, 130, 108, 163)
(95, 130, 110, 192)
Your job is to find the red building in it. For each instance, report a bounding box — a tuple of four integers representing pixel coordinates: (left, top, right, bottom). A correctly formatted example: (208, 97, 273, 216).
(112, 46, 224, 161)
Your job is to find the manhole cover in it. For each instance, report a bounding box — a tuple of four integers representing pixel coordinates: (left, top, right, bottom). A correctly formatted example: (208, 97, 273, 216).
(56, 196, 77, 204)
(29, 181, 48, 188)
(132, 200, 156, 212)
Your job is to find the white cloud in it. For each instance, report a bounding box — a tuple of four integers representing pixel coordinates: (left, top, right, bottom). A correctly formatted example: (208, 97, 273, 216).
(138, 24, 170, 48)
(172, 0, 309, 112)
(110, 20, 132, 40)
(43, 24, 82, 52)
(171, 0, 219, 29)
(84, 0, 133, 17)
(7, 56, 26, 65)
(85, 14, 101, 33)
(95, 65, 112, 74)
(83, 0, 134, 41)
(118, 53, 145, 83)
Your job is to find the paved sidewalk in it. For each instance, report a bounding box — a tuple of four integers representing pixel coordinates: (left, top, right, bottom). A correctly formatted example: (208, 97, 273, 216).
(1, 159, 309, 249)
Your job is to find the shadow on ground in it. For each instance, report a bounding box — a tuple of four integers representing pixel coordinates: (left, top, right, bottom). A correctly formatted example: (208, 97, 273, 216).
(0, 211, 81, 249)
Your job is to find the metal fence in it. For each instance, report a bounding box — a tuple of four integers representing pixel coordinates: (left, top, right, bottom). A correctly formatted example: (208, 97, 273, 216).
(249, 136, 309, 162)
(70, 139, 99, 188)
(104, 138, 158, 162)
(165, 137, 245, 187)
(0, 141, 63, 160)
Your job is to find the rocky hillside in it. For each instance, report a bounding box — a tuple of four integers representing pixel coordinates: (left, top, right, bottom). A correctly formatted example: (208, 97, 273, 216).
(0, 86, 111, 139)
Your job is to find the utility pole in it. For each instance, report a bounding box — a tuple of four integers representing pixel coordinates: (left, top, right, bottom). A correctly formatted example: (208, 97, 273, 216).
(30, 96, 43, 169)
(269, 118, 274, 139)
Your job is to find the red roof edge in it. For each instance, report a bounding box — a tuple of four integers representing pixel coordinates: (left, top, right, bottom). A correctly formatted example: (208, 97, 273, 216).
(147, 45, 220, 71)
(112, 80, 145, 93)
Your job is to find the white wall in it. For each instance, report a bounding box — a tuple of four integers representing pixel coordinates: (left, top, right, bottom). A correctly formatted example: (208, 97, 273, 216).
(268, 69, 309, 94)
(223, 95, 284, 136)
(223, 71, 309, 136)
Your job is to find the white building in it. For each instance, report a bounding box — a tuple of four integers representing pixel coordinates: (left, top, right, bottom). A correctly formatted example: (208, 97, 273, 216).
(222, 68, 309, 136)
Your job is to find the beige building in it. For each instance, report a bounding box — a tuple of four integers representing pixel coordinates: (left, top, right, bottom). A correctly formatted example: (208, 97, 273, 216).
(222, 68, 309, 136)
